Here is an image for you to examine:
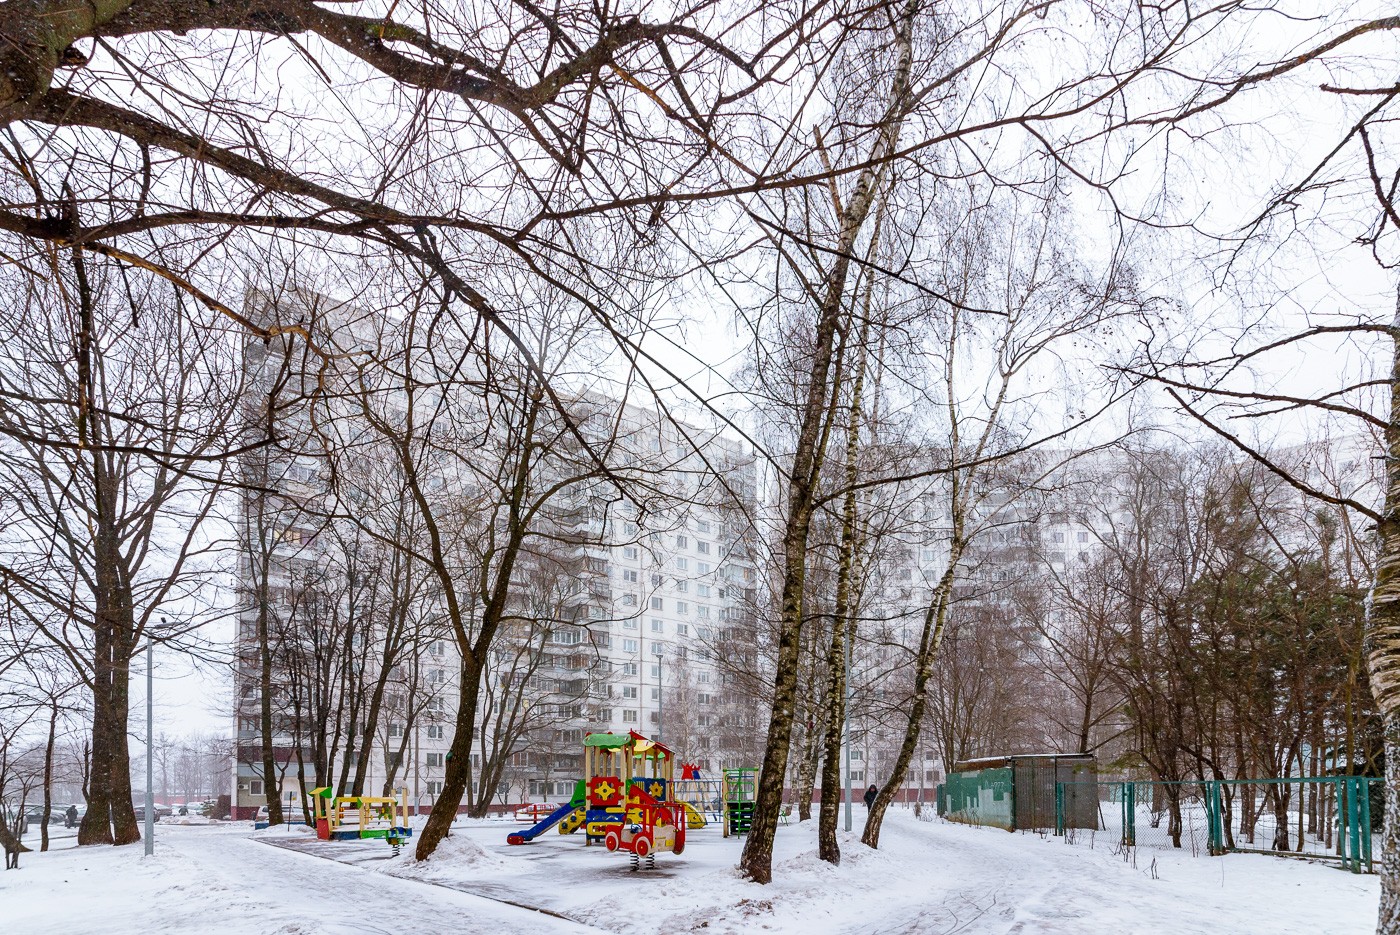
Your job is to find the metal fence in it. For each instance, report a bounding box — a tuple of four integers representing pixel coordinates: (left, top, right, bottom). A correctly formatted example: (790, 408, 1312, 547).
(939, 767, 1014, 831)
(1051, 777, 1381, 873)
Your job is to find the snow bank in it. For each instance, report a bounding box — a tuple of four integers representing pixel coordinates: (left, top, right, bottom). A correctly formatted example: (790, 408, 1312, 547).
(250, 821, 317, 837)
(381, 831, 510, 882)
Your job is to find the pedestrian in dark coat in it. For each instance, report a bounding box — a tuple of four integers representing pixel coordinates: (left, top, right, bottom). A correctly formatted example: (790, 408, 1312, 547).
(64, 805, 78, 828)
(863, 784, 878, 808)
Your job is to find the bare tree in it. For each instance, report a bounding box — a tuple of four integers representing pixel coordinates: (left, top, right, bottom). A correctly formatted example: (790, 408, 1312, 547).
(0, 253, 240, 846)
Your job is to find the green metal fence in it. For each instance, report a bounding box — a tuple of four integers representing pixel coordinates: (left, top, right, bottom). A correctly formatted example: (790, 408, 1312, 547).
(939, 767, 1014, 831)
(1051, 777, 1381, 873)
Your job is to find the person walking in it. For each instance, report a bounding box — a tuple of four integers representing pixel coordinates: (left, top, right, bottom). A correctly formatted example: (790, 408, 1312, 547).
(64, 804, 78, 829)
(863, 784, 878, 809)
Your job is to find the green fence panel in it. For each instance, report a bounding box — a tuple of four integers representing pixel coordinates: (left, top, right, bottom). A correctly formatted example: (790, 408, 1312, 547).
(942, 767, 1015, 831)
(1122, 781, 1135, 846)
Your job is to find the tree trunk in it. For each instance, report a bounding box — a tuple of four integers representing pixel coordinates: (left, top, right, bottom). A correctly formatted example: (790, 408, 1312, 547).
(413, 386, 538, 859)
(258, 595, 283, 825)
(40, 702, 56, 852)
(740, 1, 918, 882)
(863, 530, 964, 849)
(816, 612, 849, 862)
(818, 340, 867, 864)
(793, 712, 822, 823)
(1369, 307, 1400, 933)
(415, 657, 482, 857)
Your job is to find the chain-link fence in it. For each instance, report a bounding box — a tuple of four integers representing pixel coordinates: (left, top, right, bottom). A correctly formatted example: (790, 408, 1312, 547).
(1051, 777, 1381, 873)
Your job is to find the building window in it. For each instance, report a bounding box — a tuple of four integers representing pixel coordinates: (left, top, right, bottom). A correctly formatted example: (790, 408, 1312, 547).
(696, 520, 712, 534)
(1053, 532, 1065, 543)
(1077, 531, 1089, 543)
(675, 580, 688, 593)
(426, 753, 444, 768)
(696, 541, 710, 554)
(389, 723, 404, 739)
(699, 671, 710, 683)
(676, 535, 688, 549)
(623, 709, 638, 723)
(697, 606, 709, 619)
(650, 664, 660, 678)
(624, 618, 638, 629)
(696, 584, 711, 598)
(623, 546, 638, 560)
(650, 597, 664, 610)
(623, 638, 639, 652)
(623, 569, 639, 583)
(427, 725, 444, 740)
(427, 781, 442, 796)
(623, 686, 638, 699)
(697, 562, 710, 575)
(622, 662, 638, 676)
(676, 557, 689, 571)
(676, 623, 689, 637)
(650, 687, 660, 700)
(675, 601, 689, 615)
(620, 592, 638, 606)
(698, 692, 712, 705)
(650, 618, 664, 633)
(249, 779, 264, 796)
(428, 641, 444, 656)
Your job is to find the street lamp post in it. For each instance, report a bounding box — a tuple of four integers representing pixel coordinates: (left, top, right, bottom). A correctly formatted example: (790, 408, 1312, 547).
(145, 616, 177, 856)
(145, 623, 156, 856)
(652, 645, 664, 742)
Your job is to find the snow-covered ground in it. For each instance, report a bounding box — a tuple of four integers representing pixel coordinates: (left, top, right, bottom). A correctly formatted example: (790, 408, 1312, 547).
(0, 809, 1378, 934)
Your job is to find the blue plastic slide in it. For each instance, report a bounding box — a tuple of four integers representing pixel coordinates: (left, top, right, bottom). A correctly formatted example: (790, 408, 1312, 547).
(507, 801, 580, 844)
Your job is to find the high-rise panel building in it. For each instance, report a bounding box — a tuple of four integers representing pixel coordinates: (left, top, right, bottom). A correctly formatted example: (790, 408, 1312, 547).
(231, 291, 760, 817)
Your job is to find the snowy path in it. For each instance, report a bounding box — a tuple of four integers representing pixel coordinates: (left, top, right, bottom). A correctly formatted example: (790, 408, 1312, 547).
(1, 811, 1379, 934)
(264, 811, 1381, 934)
(1, 824, 600, 935)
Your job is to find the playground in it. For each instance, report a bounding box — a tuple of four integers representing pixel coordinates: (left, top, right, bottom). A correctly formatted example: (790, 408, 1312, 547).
(502, 730, 754, 870)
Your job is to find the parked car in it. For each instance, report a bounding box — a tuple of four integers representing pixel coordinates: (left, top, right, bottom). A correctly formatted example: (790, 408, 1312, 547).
(22, 806, 62, 827)
(132, 803, 171, 823)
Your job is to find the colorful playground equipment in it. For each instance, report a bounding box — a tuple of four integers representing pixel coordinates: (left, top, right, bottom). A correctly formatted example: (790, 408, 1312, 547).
(671, 767, 721, 830)
(506, 730, 690, 869)
(506, 779, 587, 844)
(722, 767, 757, 837)
(311, 787, 413, 854)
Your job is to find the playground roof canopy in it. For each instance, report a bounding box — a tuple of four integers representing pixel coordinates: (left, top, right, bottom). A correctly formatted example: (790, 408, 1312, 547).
(583, 729, 673, 758)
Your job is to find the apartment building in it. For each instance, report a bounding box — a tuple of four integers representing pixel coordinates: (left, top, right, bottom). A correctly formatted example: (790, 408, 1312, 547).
(230, 291, 761, 816)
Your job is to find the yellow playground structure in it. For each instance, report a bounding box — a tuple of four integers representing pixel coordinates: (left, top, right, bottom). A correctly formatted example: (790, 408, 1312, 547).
(311, 787, 413, 853)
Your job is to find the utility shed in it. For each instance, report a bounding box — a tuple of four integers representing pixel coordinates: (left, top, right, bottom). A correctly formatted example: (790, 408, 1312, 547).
(940, 753, 1098, 832)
